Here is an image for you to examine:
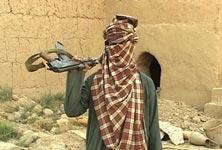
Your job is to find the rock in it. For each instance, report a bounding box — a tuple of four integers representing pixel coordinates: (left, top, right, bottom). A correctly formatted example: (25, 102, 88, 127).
(204, 102, 222, 119)
(3, 102, 18, 113)
(50, 127, 61, 134)
(0, 141, 24, 150)
(56, 110, 62, 115)
(60, 104, 64, 110)
(6, 110, 26, 123)
(7, 113, 15, 121)
(14, 111, 22, 122)
(189, 123, 198, 131)
(18, 130, 38, 147)
(69, 130, 86, 140)
(27, 113, 39, 123)
(32, 104, 43, 114)
(57, 118, 69, 126)
(61, 114, 68, 118)
(43, 108, 53, 116)
(18, 107, 25, 112)
(26, 111, 31, 117)
(29, 132, 85, 150)
(50, 127, 57, 134)
(12, 95, 19, 101)
(181, 120, 189, 129)
(57, 118, 70, 132)
(16, 97, 36, 109)
(183, 115, 189, 120)
(31, 140, 67, 150)
(49, 143, 68, 150)
(16, 108, 29, 123)
(0, 112, 7, 118)
(76, 117, 88, 127)
(200, 116, 208, 122)
(36, 118, 54, 131)
(192, 116, 201, 123)
(174, 112, 179, 116)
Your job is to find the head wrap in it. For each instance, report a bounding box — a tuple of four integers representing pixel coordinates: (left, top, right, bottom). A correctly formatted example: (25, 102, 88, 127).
(91, 15, 147, 149)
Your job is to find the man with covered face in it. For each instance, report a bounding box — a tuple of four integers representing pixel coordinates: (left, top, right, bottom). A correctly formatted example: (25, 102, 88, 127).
(65, 15, 162, 150)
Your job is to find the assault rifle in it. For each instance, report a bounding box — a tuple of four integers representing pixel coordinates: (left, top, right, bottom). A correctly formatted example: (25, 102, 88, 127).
(25, 41, 99, 73)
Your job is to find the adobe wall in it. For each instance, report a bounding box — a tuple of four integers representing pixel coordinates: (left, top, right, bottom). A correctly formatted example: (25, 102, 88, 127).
(104, 0, 222, 107)
(0, 0, 105, 95)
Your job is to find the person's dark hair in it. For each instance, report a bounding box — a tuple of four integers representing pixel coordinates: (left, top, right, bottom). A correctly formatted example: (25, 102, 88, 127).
(115, 14, 138, 28)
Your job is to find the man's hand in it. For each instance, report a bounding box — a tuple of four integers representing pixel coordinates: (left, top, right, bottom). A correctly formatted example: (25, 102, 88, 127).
(72, 55, 92, 72)
(83, 64, 91, 72)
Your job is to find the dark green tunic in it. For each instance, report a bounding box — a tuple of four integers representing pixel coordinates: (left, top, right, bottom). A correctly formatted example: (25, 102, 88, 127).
(65, 70, 162, 150)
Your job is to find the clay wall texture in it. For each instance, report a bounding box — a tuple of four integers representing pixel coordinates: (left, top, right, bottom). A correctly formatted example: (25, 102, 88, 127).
(0, 0, 105, 95)
(104, 0, 222, 107)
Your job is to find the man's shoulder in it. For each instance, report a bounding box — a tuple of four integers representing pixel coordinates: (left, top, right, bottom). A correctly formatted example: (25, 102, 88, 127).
(85, 70, 100, 87)
(86, 73, 95, 82)
(138, 71, 153, 84)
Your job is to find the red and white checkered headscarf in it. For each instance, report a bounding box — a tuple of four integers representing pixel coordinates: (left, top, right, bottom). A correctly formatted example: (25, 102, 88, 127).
(91, 17, 147, 149)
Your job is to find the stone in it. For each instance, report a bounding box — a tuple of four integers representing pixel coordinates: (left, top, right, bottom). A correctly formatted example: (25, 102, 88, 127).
(189, 123, 198, 132)
(43, 108, 53, 116)
(18, 130, 38, 147)
(181, 120, 189, 129)
(14, 111, 22, 121)
(56, 118, 70, 132)
(0, 141, 23, 150)
(36, 118, 54, 131)
(200, 116, 208, 122)
(56, 110, 62, 115)
(50, 127, 57, 134)
(27, 113, 39, 123)
(69, 130, 86, 140)
(183, 115, 189, 121)
(25, 111, 31, 117)
(76, 117, 88, 127)
(204, 103, 222, 119)
(7, 113, 15, 121)
(12, 95, 19, 101)
(61, 113, 68, 118)
(3, 102, 18, 113)
(16, 97, 36, 109)
(32, 104, 43, 114)
(192, 116, 201, 123)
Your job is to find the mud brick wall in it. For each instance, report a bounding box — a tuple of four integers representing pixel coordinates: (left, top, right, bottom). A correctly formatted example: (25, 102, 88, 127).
(105, 0, 222, 107)
(0, 0, 105, 95)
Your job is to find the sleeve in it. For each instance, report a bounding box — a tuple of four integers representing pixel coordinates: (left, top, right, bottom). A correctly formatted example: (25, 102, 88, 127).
(64, 70, 91, 117)
(148, 79, 162, 150)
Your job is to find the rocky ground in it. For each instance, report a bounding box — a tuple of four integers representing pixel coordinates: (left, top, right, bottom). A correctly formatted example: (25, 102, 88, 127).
(0, 92, 219, 150)
(159, 98, 213, 133)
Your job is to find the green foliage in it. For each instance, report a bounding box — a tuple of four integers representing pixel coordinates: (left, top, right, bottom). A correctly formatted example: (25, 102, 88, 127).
(20, 112, 28, 124)
(0, 121, 18, 141)
(40, 92, 65, 108)
(0, 86, 12, 101)
(53, 92, 65, 101)
(40, 94, 54, 109)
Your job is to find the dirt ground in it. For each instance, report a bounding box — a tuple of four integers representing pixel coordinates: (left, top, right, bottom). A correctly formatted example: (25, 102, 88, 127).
(158, 98, 213, 133)
(0, 96, 219, 150)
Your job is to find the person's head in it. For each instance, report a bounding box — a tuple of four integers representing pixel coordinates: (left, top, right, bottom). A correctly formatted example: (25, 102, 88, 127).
(103, 15, 138, 46)
(115, 14, 138, 28)
(100, 14, 139, 69)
